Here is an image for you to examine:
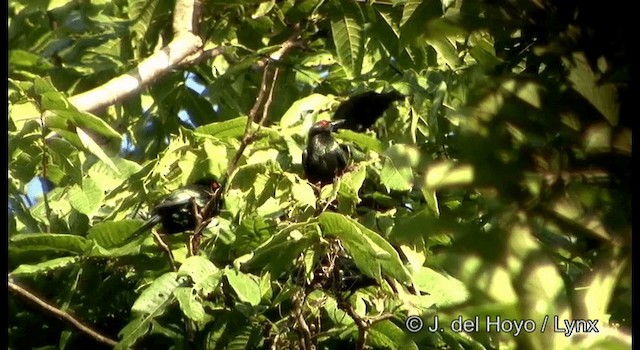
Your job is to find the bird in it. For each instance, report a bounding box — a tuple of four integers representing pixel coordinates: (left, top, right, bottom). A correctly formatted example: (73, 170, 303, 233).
(333, 90, 405, 132)
(130, 177, 222, 236)
(302, 119, 350, 186)
(311, 240, 379, 294)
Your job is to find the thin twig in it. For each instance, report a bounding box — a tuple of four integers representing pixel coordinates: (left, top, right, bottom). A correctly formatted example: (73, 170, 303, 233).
(39, 113, 52, 232)
(293, 289, 314, 350)
(255, 66, 281, 133)
(336, 294, 395, 350)
(8, 281, 118, 347)
(151, 230, 177, 272)
(226, 66, 273, 179)
(224, 26, 303, 180)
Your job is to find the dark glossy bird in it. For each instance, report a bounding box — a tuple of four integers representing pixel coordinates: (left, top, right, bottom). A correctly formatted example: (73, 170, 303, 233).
(333, 90, 405, 132)
(302, 119, 349, 186)
(311, 255, 378, 294)
(334, 256, 379, 292)
(131, 177, 222, 236)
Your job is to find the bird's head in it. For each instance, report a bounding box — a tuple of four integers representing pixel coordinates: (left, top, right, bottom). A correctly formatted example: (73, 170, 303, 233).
(308, 119, 346, 138)
(193, 177, 221, 193)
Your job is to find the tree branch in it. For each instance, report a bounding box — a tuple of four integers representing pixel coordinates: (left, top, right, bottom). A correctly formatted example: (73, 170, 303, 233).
(337, 296, 395, 350)
(293, 289, 314, 350)
(52, 0, 215, 116)
(64, 33, 204, 115)
(8, 281, 118, 347)
(225, 63, 282, 179)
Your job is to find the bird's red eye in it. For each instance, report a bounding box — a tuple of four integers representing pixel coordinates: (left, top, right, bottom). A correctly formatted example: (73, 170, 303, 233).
(318, 120, 330, 127)
(210, 182, 220, 191)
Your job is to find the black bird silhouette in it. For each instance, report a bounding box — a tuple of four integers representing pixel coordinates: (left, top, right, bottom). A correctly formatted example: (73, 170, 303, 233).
(131, 177, 222, 236)
(333, 90, 405, 132)
(310, 239, 379, 294)
(302, 120, 349, 186)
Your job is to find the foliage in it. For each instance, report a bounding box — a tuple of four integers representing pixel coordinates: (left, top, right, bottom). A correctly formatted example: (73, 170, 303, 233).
(8, 0, 631, 349)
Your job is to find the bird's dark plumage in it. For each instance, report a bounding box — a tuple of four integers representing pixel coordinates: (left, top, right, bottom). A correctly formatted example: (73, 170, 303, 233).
(132, 178, 222, 236)
(333, 90, 405, 132)
(302, 120, 349, 186)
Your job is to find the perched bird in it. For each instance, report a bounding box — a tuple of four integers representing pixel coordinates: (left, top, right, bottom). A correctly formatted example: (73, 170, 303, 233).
(311, 242, 379, 294)
(302, 119, 349, 186)
(333, 256, 379, 293)
(131, 177, 222, 236)
(333, 90, 405, 132)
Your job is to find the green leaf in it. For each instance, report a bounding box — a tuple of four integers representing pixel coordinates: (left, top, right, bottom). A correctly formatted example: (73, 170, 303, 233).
(225, 269, 262, 306)
(10, 256, 81, 277)
(252, 0, 275, 18)
(54, 109, 122, 140)
(241, 226, 311, 277)
(330, 0, 365, 79)
(280, 94, 332, 128)
(380, 144, 420, 191)
(174, 286, 207, 323)
(116, 316, 151, 350)
(87, 220, 142, 248)
(88, 158, 142, 192)
(68, 177, 104, 216)
(76, 127, 120, 174)
(412, 267, 469, 307)
(195, 116, 248, 138)
(10, 233, 89, 254)
(9, 101, 40, 129)
(132, 272, 181, 316)
(179, 255, 219, 285)
(567, 52, 619, 125)
(369, 320, 418, 350)
(318, 212, 412, 283)
(335, 130, 384, 153)
(424, 161, 474, 190)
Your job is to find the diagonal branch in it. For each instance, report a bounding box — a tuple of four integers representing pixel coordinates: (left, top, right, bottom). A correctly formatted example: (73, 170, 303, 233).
(65, 32, 204, 115)
(52, 0, 218, 116)
(225, 63, 282, 179)
(8, 281, 118, 347)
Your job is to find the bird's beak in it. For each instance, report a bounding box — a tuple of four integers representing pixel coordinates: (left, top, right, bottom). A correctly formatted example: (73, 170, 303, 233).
(330, 119, 347, 131)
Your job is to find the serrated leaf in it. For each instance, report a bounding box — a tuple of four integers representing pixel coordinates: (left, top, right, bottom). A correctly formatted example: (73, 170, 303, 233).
(10, 233, 89, 254)
(330, 1, 364, 79)
(76, 127, 120, 174)
(68, 177, 104, 216)
(88, 157, 142, 192)
(380, 144, 420, 191)
(225, 269, 262, 306)
(86, 220, 142, 248)
(195, 116, 248, 138)
(10, 256, 81, 277)
(132, 272, 181, 315)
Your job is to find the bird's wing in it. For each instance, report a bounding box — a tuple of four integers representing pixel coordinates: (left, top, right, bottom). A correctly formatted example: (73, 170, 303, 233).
(337, 144, 350, 169)
(302, 148, 309, 173)
(129, 214, 163, 237)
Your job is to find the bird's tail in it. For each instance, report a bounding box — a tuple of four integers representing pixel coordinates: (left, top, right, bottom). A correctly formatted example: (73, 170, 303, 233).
(129, 214, 162, 238)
